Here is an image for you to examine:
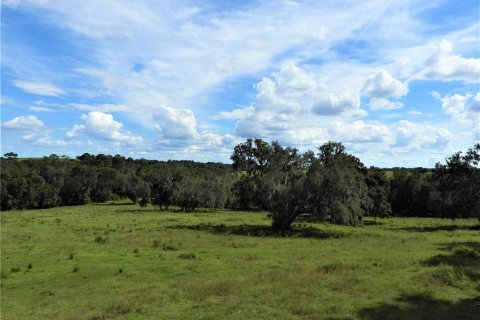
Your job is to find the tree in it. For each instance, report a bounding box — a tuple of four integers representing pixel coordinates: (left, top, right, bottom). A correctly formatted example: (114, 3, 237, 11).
(366, 169, 392, 220)
(4, 152, 18, 159)
(232, 139, 305, 231)
(90, 167, 118, 203)
(433, 144, 480, 222)
(60, 166, 94, 205)
(149, 172, 174, 210)
(306, 141, 369, 226)
(174, 174, 201, 213)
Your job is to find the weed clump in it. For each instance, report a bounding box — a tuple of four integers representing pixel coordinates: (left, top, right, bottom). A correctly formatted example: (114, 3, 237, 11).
(152, 240, 160, 248)
(94, 236, 108, 244)
(162, 243, 177, 251)
(10, 266, 20, 273)
(178, 252, 196, 259)
(69, 253, 75, 260)
(431, 264, 465, 287)
(133, 248, 139, 254)
(27, 262, 32, 269)
(72, 266, 80, 273)
(316, 262, 360, 274)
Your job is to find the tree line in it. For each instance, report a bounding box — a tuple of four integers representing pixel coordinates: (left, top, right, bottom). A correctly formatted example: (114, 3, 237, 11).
(1, 140, 478, 230)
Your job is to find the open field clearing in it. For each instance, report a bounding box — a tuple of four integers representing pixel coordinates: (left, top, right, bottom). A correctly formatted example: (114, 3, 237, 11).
(1, 202, 479, 319)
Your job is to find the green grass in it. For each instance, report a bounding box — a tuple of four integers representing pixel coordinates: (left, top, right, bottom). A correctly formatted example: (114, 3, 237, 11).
(1, 201, 479, 319)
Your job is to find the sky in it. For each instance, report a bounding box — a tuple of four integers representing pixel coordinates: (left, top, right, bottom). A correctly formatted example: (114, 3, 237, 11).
(1, 0, 479, 167)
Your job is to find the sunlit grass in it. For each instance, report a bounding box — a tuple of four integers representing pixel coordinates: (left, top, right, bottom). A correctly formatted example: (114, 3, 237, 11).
(1, 201, 478, 319)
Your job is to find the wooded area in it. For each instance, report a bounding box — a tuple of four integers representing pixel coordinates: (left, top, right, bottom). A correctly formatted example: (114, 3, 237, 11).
(1, 140, 479, 230)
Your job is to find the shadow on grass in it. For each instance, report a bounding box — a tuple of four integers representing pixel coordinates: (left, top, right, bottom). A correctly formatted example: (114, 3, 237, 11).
(363, 220, 386, 226)
(167, 223, 346, 239)
(358, 294, 480, 320)
(92, 202, 134, 206)
(114, 208, 159, 213)
(395, 224, 480, 232)
(424, 241, 480, 282)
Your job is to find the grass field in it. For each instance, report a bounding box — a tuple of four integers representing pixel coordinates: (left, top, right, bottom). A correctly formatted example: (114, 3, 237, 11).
(1, 202, 479, 319)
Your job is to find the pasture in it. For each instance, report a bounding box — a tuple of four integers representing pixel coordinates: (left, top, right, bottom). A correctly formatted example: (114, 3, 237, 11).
(1, 202, 479, 319)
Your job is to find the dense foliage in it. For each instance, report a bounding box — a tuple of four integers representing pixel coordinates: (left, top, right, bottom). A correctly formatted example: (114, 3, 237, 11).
(1, 142, 478, 230)
(0, 154, 232, 212)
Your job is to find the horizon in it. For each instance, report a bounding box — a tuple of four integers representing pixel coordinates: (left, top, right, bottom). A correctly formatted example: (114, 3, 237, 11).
(1, 0, 479, 168)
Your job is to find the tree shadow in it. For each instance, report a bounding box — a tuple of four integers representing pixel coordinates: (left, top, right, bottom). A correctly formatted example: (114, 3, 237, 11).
(394, 224, 480, 232)
(363, 220, 386, 226)
(424, 241, 480, 282)
(114, 208, 159, 213)
(93, 202, 134, 206)
(358, 294, 480, 320)
(167, 223, 346, 239)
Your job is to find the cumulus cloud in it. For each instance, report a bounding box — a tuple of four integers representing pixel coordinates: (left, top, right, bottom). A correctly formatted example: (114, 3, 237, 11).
(237, 65, 363, 118)
(331, 120, 391, 143)
(218, 65, 368, 148)
(2, 115, 44, 130)
(419, 40, 480, 83)
(12, 80, 66, 96)
(440, 93, 471, 116)
(68, 111, 143, 146)
(153, 105, 198, 140)
(394, 120, 451, 150)
(362, 70, 408, 98)
(311, 91, 360, 115)
(2, 115, 66, 147)
(434, 91, 479, 122)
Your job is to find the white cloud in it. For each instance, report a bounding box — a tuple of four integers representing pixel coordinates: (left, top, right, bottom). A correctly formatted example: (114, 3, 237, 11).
(393, 120, 451, 150)
(211, 106, 255, 120)
(407, 109, 422, 116)
(66, 125, 86, 138)
(331, 120, 391, 143)
(12, 80, 66, 96)
(68, 111, 143, 146)
(2, 115, 67, 147)
(435, 91, 479, 124)
(369, 98, 403, 111)
(68, 103, 130, 113)
(2, 115, 44, 130)
(471, 93, 480, 112)
(440, 93, 471, 116)
(153, 105, 198, 140)
(255, 65, 363, 116)
(362, 70, 408, 98)
(419, 39, 480, 83)
(227, 65, 368, 147)
(22, 131, 67, 147)
(311, 91, 361, 115)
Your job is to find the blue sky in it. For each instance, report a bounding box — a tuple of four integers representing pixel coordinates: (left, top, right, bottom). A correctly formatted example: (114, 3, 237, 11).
(1, 0, 479, 167)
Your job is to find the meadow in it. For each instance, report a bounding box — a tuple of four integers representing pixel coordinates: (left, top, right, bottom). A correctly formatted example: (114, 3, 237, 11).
(1, 201, 479, 319)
